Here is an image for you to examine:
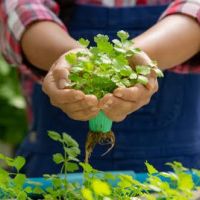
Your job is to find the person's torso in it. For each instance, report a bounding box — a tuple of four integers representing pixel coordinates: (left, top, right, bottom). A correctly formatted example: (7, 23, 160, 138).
(18, 3, 200, 178)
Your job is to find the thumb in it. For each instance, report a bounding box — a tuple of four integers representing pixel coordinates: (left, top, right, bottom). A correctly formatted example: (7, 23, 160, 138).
(51, 54, 71, 89)
(129, 51, 153, 67)
(53, 67, 70, 89)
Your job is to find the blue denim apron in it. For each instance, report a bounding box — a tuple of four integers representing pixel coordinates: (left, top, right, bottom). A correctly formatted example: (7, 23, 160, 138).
(17, 4, 200, 177)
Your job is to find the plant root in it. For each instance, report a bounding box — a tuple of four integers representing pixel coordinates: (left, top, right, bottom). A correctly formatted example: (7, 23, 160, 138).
(85, 131, 115, 163)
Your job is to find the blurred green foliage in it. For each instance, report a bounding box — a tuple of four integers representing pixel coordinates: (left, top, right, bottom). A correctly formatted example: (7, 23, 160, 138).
(0, 55, 27, 146)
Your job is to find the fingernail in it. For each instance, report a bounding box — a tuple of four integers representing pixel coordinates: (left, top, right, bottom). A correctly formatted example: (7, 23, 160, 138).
(58, 79, 67, 89)
(115, 92, 122, 97)
(75, 94, 84, 100)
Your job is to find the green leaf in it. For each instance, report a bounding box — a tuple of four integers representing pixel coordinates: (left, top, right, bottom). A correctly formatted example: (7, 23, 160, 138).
(24, 186, 33, 193)
(159, 172, 178, 181)
(166, 161, 188, 173)
(77, 51, 90, 58)
(33, 187, 44, 194)
(178, 173, 194, 191)
(62, 132, 79, 147)
(0, 56, 10, 75)
(117, 30, 129, 42)
(79, 38, 90, 47)
(45, 187, 54, 194)
(121, 78, 131, 87)
(5, 157, 14, 166)
(71, 66, 84, 73)
(64, 146, 81, 157)
(0, 153, 5, 160)
(13, 156, 26, 171)
(145, 161, 158, 175)
(142, 194, 156, 200)
(114, 54, 128, 66)
(84, 62, 94, 71)
(26, 180, 43, 187)
(136, 65, 151, 76)
(119, 65, 132, 76)
(153, 68, 164, 77)
(100, 55, 112, 64)
(65, 53, 77, 65)
(127, 47, 141, 56)
(52, 177, 62, 188)
(17, 191, 27, 200)
(67, 30, 164, 103)
(43, 174, 52, 179)
(68, 156, 79, 162)
(104, 172, 116, 180)
(48, 131, 61, 142)
(65, 162, 79, 172)
(0, 167, 8, 177)
(129, 72, 137, 80)
(132, 47, 141, 52)
(0, 168, 9, 184)
(112, 39, 122, 47)
(14, 174, 26, 188)
(114, 47, 126, 54)
(118, 174, 135, 188)
(53, 153, 64, 164)
(111, 75, 120, 84)
(94, 34, 114, 55)
(137, 75, 148, 85)
(79, 162, 94, 173)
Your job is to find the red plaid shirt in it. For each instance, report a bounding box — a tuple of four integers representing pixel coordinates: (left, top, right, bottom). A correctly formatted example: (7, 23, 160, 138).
(0, 0, 199, 75)
(0, 0, 199, 123)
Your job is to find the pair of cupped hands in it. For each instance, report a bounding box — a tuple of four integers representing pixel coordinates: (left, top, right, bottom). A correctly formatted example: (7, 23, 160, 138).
(42, 48, 158, 122)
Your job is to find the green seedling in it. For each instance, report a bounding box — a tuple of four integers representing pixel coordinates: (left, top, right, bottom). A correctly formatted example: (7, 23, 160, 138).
(65, 30, 163, 163)
(0, 131, 200, 200)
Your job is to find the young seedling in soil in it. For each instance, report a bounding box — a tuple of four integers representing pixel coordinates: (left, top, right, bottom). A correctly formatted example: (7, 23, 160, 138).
(65, 30, 163, 163)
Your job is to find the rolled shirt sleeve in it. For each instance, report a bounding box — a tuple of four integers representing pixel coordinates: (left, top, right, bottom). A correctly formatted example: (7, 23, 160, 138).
(160, 0, 200, 73)
(160, 0, 200, 24)
(0, 0, 66, 66)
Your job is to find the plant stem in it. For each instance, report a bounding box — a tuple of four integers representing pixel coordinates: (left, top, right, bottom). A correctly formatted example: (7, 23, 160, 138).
(62, 140, 68, 200)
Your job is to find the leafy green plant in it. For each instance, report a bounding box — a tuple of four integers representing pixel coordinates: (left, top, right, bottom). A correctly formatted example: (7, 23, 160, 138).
(0, 55, 27, 146)
(65, 30, 163, 163)
(43, 131, 82, 200)
(0, 131, 200, 200)
(0, 153, 30, 200)
(66, 30, 163, 98)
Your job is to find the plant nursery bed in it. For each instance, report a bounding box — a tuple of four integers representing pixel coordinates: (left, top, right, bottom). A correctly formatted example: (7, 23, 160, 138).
(1, 131, 200, 200)
(25, 171, 200, 200)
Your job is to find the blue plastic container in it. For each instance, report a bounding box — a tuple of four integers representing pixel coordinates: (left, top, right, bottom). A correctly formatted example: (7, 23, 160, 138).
(25, 170, 200, 189)
(1, 171, 199, 199)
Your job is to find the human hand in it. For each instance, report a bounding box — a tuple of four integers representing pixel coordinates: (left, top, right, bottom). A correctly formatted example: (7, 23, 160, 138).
(42, 48, 100, 121)
(99, 51, 159, 122)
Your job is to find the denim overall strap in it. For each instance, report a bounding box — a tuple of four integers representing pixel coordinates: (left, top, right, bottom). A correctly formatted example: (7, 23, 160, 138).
(17, 4, 200, 177)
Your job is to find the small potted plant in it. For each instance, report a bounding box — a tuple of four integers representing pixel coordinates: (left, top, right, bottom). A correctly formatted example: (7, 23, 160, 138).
(65, 30, 163, 162)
